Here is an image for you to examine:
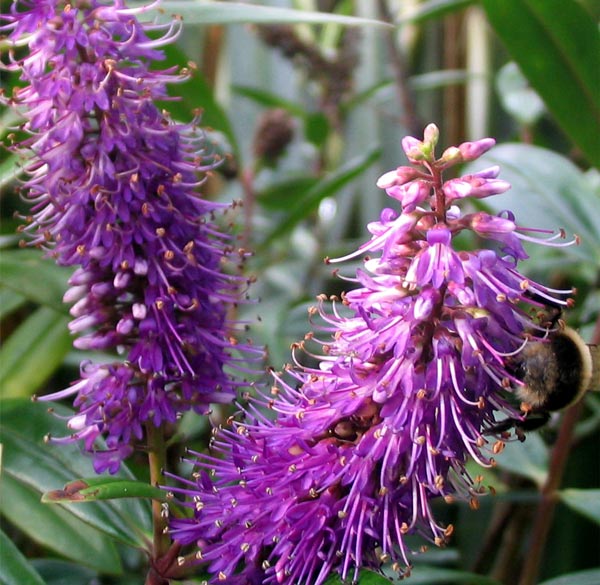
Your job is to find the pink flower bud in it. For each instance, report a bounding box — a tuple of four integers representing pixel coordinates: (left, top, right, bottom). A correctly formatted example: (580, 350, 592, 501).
(457, 138, 495, 161)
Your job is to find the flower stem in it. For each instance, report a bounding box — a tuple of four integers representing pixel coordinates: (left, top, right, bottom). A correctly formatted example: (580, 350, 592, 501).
(146, 422, 170, 560)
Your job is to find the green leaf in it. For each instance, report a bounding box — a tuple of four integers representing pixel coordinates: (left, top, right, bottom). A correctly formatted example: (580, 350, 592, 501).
(538, 568, 600, 585)
(399, 0, 475, 23)
(559, 489, 600, 525)
(493, 432, 549, 486)
(0, 249, 71, 312)
(0, 474, 123, 574)
(0, 287, 26, 320)
(43, 477, 167, 504)
(482, 0, 600, 166)
(496, 62, 545, 126)
(0, 151, 24, 191)
(0, 399, 151, 549)
(262, 146, 381, 246)
(0, 529, 45, 585)
(410, 69, 471, 91)
(233, 86, 305, 117)
(324, 569, 392, 584)
(256, 177, 320, 210)
(396, 566, 502, 584)
(147, 1, 391, 27)
(0, 307, 72, 399)
(29, 560, 96, 585)
(305, 112, 330, 147)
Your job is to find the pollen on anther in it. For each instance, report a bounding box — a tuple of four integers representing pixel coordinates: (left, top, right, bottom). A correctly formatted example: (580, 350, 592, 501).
(493, 440, 505, 454)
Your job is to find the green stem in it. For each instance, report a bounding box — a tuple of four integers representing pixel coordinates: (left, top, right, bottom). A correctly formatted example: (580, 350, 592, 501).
(146, 422, 170, 561)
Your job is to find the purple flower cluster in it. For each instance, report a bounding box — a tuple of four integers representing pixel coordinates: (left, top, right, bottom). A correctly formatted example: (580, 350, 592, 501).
(166, 125, 575, 583)
(1, 0, 262, 473)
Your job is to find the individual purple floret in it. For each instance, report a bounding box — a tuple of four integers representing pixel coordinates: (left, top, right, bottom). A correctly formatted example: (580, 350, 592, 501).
(165, 124, 576, 583)
(1, 0, 262, 473)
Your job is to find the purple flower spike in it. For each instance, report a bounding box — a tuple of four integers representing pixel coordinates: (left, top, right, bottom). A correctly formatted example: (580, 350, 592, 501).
(2, 0, 263, 473)
(166, 125, 577, 582)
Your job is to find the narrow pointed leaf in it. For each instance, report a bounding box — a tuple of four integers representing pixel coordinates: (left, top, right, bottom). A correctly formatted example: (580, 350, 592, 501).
(0, 529, 45, 585)
(0, 474, 123, 574)
(0, 288, 25, 320)
(0, 399, 151, 548)
(0, 249, 71, 312)
(43, 478, 167, 503)
(262, 146, 380, 246)
(149, 1, 391, 27)
(0, 307, 72, 399)
(234, 86, 305, 117)
(257, 177, 320, 210)
(29, 560, 97, 585)
(482, 0, 600, 166)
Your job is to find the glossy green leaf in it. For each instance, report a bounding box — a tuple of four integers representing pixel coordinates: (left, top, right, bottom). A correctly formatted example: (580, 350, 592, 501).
(0, 307, 72, 399)
(0, 399, 151, 548)
(0, 474, 122, 574)
(538, 568, 600, 585)
(0, 287, 25, 320)
(493, 431, 549, 486)
(43, 477, 167, 504)
(559, 489, 600, 525)
(29, 560, 96, 585)
(262, 146, 380, 246)
(496, 62, 545, 126)
(0, 249, 71, 312)
(399, 0, 475, 23)
(482, 0, 600, 166)
(148, 1, 390, 27)
(0, 529, 45, 585)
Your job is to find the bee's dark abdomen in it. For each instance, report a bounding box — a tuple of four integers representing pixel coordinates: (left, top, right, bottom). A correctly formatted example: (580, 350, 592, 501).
(544, 333, 584, 411)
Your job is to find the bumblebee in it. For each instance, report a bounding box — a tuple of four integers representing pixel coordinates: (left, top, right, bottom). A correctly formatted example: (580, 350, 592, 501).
(492, 326, 599, 437)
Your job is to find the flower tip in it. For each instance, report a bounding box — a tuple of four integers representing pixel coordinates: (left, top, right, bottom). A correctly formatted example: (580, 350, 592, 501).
(423, 123, 439, 146)
(458, 138, 496, 161)
(376, 170, 399, 189)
